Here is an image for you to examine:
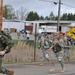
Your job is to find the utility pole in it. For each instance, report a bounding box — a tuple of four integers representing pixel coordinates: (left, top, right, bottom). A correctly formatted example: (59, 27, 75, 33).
(0, 0, 3, 30)
(57, 0, 61, 32)
(34, 23, 37, 61)
(40, 0, 61, 32)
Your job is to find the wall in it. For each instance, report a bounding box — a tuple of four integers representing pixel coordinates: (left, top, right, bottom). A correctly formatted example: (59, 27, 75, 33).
(2, 21, 24, 32)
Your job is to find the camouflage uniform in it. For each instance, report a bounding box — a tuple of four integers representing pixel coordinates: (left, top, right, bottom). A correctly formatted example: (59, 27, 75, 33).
(38, 37, 50, 63)
(64, 37, 71, 61)
(50, 33, 65, 72)
(0, 31, 14, 74)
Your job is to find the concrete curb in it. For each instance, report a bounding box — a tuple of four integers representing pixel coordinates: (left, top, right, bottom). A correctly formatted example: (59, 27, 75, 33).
(2, 60, 75, 66)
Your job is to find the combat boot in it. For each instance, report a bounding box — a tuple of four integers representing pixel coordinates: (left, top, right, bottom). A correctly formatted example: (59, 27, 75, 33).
(49, 67, 55, 72)
(39, 63, 44, 66)
(61, 67, 65, 73)
(8, 70, 14, 75)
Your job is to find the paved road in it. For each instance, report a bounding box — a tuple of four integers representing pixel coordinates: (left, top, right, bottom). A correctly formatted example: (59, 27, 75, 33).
(1, 62, 75, 75)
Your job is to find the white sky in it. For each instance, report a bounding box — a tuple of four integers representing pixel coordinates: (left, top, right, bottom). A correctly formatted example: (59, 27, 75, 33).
(3, 0, 75, 17)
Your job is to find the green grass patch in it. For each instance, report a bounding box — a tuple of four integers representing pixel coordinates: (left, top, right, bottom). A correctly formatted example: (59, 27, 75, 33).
(70, 58, 75, 60)
(36, 42, 40, 48)
(70, 46, 75, 51)
(12, 40, 19, 45)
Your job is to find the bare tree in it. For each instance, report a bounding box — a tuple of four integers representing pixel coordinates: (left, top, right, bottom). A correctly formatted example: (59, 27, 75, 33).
(16, 7, 28, 20)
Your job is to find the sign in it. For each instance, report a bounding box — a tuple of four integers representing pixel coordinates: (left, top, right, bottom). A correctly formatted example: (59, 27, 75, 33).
(66, 28, 75, 40)
(41, 26, 57, 33)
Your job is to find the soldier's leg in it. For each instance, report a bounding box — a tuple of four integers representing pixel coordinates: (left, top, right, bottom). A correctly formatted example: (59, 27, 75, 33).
(39, 50, 45, 66)
(44, 50, 50, 62)
(50, 58, 55, 72)
(0, 57, 8, 74)
(66, 49, 70, 61)
(64, 49, 70, 61)
(56, 52, 65, 72)
(41, 50, 45, 62)
(49, 52, 56, 72)
(0, 57, 14, 75)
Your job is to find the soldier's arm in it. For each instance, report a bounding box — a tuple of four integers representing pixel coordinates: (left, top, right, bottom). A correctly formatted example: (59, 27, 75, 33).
(4, 41, 14, 54)
(58, 40, 64, 48)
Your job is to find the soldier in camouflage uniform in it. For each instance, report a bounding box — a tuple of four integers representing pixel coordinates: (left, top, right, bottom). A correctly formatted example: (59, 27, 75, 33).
(38, 36, 50, 65)
(64, 35, 71, 61)
(0, 31, 14, 75)
(49, 32, 65, 73)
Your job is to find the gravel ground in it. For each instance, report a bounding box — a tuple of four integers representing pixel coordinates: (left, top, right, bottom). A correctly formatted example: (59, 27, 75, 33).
(10, 32, 35, 40)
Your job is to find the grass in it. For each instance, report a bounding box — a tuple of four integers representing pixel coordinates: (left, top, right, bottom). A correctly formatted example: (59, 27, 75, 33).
(70, 58, 75, 61)
(2, 40, 75, 63)
(70, 45, 75, 51)
(36, 42, 40, 48)
(3, 40, 39, 63)
(12, 39, 19, 45)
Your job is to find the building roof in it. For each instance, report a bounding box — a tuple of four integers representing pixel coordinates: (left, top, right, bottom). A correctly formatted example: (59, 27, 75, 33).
(23, 20, 75, 24)
(3, 19, 75, 25)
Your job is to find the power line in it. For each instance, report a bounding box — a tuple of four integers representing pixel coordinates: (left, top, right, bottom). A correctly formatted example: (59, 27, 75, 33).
(62, 3, 75, 9)
(39, 0, 58, 5)
(39, 0, 75, 9)
(39, 0, 56, 3)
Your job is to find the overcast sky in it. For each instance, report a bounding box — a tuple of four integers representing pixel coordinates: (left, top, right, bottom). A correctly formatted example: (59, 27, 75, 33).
(3, 0, 75, 17)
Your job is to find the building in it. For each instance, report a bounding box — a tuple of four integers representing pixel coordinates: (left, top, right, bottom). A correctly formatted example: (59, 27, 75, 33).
(24, 20, 75, 33)
(2, 19, 24, 32)
(2, 19, 75, 33)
